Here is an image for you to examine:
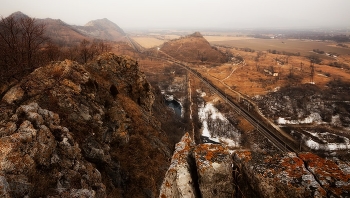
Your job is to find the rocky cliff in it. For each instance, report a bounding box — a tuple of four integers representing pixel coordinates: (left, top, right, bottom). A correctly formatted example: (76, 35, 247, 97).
(0, 53, 171, 197)
(160, 134, 350, 197)
(159, 133, 233, 198)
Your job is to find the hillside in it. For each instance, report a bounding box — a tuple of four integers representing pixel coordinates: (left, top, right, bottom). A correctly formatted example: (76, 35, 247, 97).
(39, 18, 90, 46)
(0, 53, 172, 197)
(73, 18, 126, 41)
(161, 32, 228, 64)
(5, 12, 126, 45)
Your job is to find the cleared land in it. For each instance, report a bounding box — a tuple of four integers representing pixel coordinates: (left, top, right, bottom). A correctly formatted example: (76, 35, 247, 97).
(130, 36, 164, 48)
(130, 35, 181, 48)
(209, 38, 350, 56)
(195, 48, 350, 97)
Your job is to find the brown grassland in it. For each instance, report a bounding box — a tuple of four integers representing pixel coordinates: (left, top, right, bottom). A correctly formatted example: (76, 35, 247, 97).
(130, 36, 164, 48)
(196, 50, 350, 98)
(210, 38, 350, 56)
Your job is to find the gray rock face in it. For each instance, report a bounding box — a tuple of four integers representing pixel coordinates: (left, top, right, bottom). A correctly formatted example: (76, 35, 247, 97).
(0, 53, 171, 197)
(194, 144, 233, 198)
(159, 133, 197, 198)
(0, 102, 106, 197)
(233, 151, 327, 198)
(159, 134, 233, 198)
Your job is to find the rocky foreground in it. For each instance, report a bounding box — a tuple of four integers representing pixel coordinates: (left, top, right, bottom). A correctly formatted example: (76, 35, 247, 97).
(160, 133, 350, 198)
(0, 53, 171, 197)
(0, 53, 349, 197)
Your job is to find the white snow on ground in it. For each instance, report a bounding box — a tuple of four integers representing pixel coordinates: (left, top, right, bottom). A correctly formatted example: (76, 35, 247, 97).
(198, 102, 226, 121)
(196, 89, 207, 97)
(306, 139, 350, 151)
(197, 91, 240, 147)
(164, 94, 174, 101)
(304, 131, 350, 151)
(277, 112, 322, 125)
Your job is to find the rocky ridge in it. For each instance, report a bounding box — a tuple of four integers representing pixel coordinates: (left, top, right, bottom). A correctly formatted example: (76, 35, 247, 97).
(159, 133, 233, 198)
(160, 134, 350, 197)
(0, 53, 171, 197)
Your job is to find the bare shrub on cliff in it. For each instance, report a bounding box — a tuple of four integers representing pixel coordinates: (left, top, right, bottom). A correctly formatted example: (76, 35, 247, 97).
(0, 15, 48, 83)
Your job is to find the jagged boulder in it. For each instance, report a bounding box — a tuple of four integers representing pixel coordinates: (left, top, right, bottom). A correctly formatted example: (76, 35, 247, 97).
(233, 151, 327, 197)
(160, 134, 234, 198)
(159, 133, 197, 198)
(0, 103, 106, 197)
(299, 153, 350, 197)
(194, 144, 233, 198)
(0, 53, 171, 197)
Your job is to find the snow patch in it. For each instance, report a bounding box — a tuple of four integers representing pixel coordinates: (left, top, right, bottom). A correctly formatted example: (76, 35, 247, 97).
(197, 91, 240, 147)
(305, 138, 350, 151)
(277, 113, 322, 125)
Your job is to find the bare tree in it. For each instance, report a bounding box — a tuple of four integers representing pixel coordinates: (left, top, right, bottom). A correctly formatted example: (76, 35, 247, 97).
(44, 41, 61, 62)
(79, 39, 91, 64)
(20, 17, 48, 68)
(0, 15, 48, 83)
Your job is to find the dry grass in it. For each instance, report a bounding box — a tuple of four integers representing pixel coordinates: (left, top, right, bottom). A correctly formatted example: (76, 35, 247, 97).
(193, 47, 350, 98)
(130, 36, 164, 48)
(210, 38, 350, 56)
(204, 36, 254, 42)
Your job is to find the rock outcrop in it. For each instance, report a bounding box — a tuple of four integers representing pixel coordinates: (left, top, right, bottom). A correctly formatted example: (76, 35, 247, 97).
(160, 134, 233, 198)
(160, 133, 350, 198)
(234, 150, 350, 197)
(194, 144, 233, 198)
(159, 133, 197, 198)
(0, 53, 171, 197)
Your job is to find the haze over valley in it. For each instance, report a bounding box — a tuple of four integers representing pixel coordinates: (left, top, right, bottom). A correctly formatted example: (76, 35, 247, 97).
(1, 1, 350, 197)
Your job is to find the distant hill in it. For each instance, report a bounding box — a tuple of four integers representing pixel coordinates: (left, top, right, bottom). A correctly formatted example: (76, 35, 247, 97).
(39, 18, 90, 46)
(161, 32, 227, 64)
(73, 18, 126, 41)
(8, 11, 29, 20)
(4, 12, 126, 45)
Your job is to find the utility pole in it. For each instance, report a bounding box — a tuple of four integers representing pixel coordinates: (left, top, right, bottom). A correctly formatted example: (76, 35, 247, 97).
(300, 62, 303, 71)
(310, 61, 315, 84)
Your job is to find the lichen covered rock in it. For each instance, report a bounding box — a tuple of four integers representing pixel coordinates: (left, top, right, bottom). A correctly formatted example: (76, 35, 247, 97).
(234, 151, 327, 198)
(159, 133, 197, 198)
(0, 53, 171, 197)
(194, 144, 233, 198)
(0, 103, 106, 197)
(299, 152, 350, 197)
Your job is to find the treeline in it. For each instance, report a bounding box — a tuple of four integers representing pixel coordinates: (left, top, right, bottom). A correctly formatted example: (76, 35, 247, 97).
(0, 15, 111, 85)
(267, 49, 300, 56)
(0, 15, 47, 83)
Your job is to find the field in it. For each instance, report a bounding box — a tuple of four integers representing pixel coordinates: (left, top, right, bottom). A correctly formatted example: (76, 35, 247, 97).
(208, 37, 350, 56)
(193, 47, 350, 98)
(133, 33, 350, 98)
(130, 35, 180, 48)
(130, 36, 164, 48)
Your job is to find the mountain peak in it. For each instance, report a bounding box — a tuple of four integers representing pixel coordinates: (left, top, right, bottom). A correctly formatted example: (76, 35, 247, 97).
(85, 18, 125, 34)
(190, 32, 203, 38)
(9, 11, 29, 20)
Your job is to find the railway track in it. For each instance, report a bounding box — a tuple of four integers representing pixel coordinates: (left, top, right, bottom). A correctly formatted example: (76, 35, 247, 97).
(158, 57, 299, 152)
(128, 39, 299, 152)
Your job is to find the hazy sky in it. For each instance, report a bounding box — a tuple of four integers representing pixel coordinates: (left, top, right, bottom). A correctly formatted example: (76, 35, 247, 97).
(1, 0, 350, 30)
